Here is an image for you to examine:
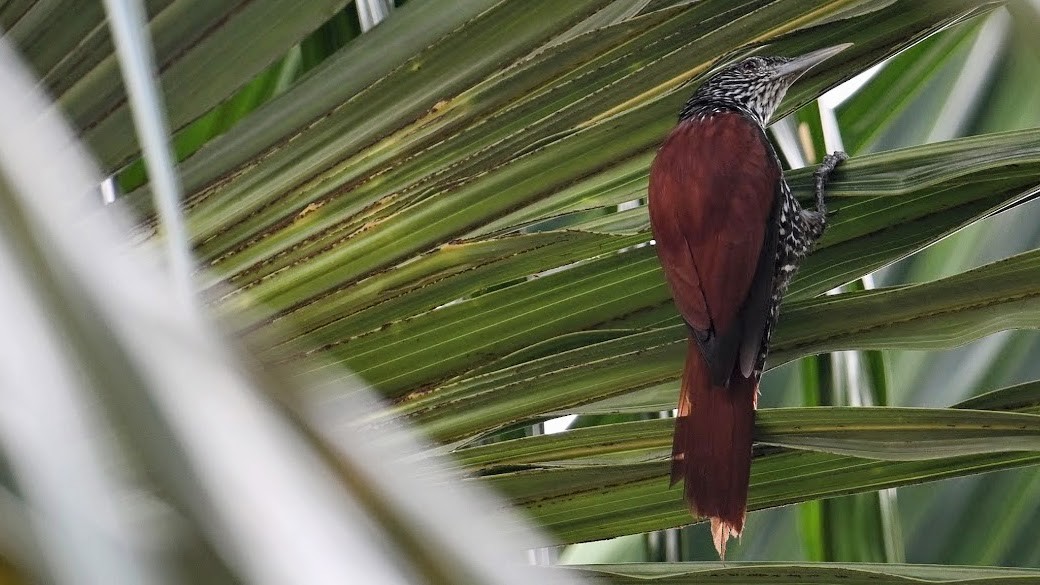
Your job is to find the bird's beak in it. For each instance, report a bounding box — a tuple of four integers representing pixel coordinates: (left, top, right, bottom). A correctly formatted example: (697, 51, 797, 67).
(773, 43, 852, 80)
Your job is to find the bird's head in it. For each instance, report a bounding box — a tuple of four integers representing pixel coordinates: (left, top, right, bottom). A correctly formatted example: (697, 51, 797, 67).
(684, 44, 852, 126)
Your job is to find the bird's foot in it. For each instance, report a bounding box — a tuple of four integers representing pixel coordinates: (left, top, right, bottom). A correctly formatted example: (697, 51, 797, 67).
(813, 150, 847, 215)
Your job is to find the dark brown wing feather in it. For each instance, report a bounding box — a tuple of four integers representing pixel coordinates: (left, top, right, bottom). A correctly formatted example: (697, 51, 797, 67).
(648, 111, 781, 382)
(648, 111, 782, 558)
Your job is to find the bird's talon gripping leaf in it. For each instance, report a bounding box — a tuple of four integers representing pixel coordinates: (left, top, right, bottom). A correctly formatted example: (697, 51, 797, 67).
(825, 149, 849, 166)
(813, 150, 847, 212)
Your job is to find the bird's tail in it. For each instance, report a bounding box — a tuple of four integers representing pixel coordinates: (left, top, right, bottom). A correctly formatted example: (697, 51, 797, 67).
(670, 339, 758, 558)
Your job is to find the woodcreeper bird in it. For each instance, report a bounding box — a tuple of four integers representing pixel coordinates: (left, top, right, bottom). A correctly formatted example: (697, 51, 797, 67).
(648, 44, 851, 557)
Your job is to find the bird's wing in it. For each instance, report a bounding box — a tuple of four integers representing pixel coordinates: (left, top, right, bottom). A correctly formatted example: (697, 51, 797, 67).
(648, 111, 781, 383)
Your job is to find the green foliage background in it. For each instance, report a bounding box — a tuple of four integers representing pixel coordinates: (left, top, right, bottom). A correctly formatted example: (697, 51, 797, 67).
(2, 0, 1040, 582)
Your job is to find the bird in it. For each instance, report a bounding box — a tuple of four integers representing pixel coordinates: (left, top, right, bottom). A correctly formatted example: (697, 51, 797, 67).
(647, 44, 851, 558)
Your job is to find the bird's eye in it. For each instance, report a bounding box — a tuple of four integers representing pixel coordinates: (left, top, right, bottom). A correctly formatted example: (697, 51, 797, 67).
(742, 61, 756, 72)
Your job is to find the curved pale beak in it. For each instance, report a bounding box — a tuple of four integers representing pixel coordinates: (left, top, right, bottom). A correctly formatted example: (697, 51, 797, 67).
(774, 43, 853, 80)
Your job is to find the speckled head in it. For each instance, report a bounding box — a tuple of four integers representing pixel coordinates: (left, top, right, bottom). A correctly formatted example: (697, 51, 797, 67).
(681, 44, 852, 127)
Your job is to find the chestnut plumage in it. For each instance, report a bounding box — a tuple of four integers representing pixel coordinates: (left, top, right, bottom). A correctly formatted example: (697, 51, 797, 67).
(648, 44, 850, 557)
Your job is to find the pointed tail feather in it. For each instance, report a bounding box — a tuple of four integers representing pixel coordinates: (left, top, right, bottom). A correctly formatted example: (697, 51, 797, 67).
(671, 340, 757, 558)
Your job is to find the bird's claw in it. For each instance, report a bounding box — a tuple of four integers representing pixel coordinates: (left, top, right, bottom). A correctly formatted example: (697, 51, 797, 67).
(813, 150, 847, 214)
(817, 151, 848, 177)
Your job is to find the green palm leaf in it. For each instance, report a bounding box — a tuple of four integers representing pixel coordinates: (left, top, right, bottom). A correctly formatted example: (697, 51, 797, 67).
(3, 0, 1039, 579)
